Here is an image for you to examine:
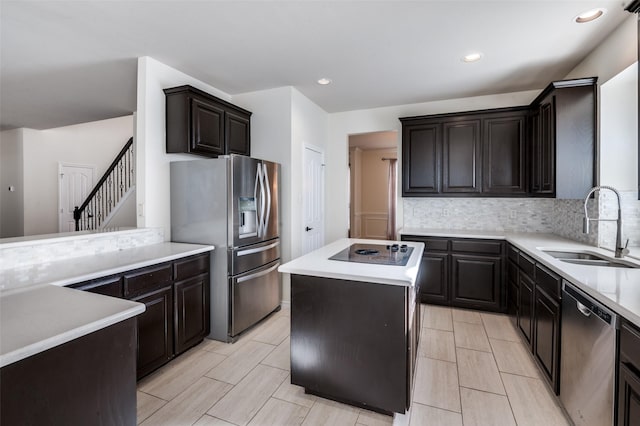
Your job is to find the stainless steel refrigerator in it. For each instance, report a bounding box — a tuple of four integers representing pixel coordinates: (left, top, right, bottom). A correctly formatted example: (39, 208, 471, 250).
(170, 155, 281, 342)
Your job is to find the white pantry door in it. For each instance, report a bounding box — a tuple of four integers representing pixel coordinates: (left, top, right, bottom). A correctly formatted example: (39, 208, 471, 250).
(302, 145, 325, 254)
(59, 163, 95, 232)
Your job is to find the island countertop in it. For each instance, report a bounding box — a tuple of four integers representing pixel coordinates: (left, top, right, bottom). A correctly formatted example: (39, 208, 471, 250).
(278, 238, 424, 287)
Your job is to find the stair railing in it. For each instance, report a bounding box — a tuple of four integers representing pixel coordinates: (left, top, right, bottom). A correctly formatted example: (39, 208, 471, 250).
(73, 137, 134, 231)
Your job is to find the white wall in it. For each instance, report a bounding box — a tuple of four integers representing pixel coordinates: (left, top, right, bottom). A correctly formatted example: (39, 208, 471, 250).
(326, 90, 540, 242)
(135, 56, 232, 239)
(600, 61, 638, 191)
(3, 116, 133, 236)
(0, 129, 24, 237)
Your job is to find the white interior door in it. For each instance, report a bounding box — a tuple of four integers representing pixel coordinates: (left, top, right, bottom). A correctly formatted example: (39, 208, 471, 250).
(59, 163, 95, 232)
(302, 145, 325, 254)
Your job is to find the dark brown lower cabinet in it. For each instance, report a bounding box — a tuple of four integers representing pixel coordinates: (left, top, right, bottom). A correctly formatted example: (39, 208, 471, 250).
(417, 252, 449, 304)
(401, 235, 505, 312)
(291, 274, 417, 414)
(1, 318, 137, 425)
(617, 320, 640, 425)
(533, 286, 560, 393)
(451, 254, 502, 311)
(518, 273, 534, 347)
(134, 285, 174, 379)
(507, 260, 519, 327)
(69, 252, 211, 379)
(175, 273, 210, 355)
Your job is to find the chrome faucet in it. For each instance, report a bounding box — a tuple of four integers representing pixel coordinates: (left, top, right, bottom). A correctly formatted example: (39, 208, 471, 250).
(583, 185, 629, 258)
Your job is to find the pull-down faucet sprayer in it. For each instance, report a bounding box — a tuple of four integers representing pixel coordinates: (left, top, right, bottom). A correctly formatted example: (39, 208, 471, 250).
(583, 185, 629, 258)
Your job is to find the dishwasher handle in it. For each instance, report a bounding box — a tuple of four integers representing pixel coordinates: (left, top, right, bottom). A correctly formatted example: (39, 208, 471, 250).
(562, 280, 618, 328)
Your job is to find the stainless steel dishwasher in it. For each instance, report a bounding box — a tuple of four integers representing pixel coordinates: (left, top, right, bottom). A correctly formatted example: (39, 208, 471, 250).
(560, 280, 618, 426)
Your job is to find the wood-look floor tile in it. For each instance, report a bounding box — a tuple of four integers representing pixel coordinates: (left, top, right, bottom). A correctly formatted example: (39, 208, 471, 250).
(248, 397, 309, 426)
(301, 398, 360, 426)
(481, 312, 521, 342)
(207, 364, 288, 426)
(460, 387, 516, 426)
(452, 321, 491, 352)
(356, 409, 393, 426)
(193, 414, 236, 426)
(489, 338, 539, 378)
(251, 315, 290, 345)
(206, 340, 275, 385)
(456, 348, 505, 395)
(136, 391, 166, 424)
(423, 305, 453, 331)
(138, 348, 226, 400)
(273, 375, 318, 408)
(409, 402, 462, 426)
(501, 373, 571, 426)
(451, 308, 482, 324)
(262, 336, 290, 370)
(419, 328, 456, 362)
(412, 357, 461, 412)
(140, 377, 232, 426)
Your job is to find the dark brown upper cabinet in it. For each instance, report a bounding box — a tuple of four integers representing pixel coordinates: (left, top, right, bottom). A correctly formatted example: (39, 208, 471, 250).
(401, 107, 528, 197)
(529, 78, 597, 198)
(164, 85, 252, 158)
(401, 77, 596, 198)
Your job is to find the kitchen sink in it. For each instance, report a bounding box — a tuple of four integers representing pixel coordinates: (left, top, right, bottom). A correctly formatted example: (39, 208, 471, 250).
(542, 250, 640, 269)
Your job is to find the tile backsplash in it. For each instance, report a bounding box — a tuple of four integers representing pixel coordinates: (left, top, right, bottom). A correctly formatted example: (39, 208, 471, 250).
(0, 228, 164, 270)
(403, 197, 599, 246)
(598, 190, 640, 250)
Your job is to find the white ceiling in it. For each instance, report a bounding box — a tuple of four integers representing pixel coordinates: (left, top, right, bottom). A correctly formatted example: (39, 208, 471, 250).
(0, 1, 632, 130)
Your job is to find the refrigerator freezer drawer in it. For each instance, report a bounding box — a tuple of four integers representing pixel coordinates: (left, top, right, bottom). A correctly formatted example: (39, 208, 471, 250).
(230, 239, 280, 276)
(230, 259, 281, 337)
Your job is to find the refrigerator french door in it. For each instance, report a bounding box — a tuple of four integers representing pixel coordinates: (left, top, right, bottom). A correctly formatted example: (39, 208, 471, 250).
(170, 155, 281, 342)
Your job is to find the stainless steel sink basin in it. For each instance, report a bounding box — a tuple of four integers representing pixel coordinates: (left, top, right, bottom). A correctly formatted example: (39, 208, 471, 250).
(542, 250, 639, 269)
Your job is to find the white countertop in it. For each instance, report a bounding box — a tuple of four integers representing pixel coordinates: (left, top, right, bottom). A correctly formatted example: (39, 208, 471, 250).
(0, 242, 214, 294)
(400, 228, 640, 328)
(0, 242, 214, 367)
(278, 238, 424, 287)
(0, 286, 144, 368)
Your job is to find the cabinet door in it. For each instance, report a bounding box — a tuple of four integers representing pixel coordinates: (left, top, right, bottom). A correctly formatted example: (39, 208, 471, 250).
(442, 120, 481, 193)
(174, 273, 209, 355)
(417, 252, 449, 305)
(134, 286, 174, 379)
(226, 110, 251, 156)
(451, 254, 501, 311)
(483, 114, 527, 194)
(190, 97, 225, 156)
(618, 363, 640, 426)
(507, 261, 519, 327)
(402, 123, 441, 195)
(533, 287, 560, 393)
(532, 100, 555, 195)
(518, 273, 534, 347)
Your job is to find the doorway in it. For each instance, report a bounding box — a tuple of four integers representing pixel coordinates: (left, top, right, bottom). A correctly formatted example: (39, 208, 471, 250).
(58, 162, 95, 232)
(302, 144, 325, 254)
(348, 131, 398, 240)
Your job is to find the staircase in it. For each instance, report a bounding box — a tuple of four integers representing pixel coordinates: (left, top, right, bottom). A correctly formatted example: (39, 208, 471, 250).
(74, 137, 135, 231)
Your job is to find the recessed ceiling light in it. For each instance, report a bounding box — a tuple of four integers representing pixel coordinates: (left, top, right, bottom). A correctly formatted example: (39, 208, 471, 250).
(317, 78, 332, 85)
(462, 52, 483, 63)
(575, 8, 606, 23)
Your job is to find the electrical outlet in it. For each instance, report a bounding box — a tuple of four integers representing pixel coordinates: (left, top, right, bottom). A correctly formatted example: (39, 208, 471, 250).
(443, 209, 449, 217)
(509, 210, 517, 220)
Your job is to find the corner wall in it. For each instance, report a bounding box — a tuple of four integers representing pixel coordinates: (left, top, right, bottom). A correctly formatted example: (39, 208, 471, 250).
(0, 129, 24, 237)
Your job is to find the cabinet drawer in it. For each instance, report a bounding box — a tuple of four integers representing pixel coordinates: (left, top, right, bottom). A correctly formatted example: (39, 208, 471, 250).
(620, 320, 640, 369)
(124, 264, 173, 298)
(507, 244, 519, 263)
(451, 239, 502, 255)
(401, 236, 448, 252)
(518, 252, 535, 278)
(174, 253, 210, 281)
(71, 276, 123, 298)
(535, 264, 561, 299)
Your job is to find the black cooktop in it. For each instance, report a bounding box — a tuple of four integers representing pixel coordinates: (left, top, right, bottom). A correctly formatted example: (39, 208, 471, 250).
(329, 243, 413, 266)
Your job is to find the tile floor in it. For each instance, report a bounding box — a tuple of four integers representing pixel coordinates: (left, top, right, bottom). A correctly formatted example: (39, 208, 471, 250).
(137, 304, 571, 426)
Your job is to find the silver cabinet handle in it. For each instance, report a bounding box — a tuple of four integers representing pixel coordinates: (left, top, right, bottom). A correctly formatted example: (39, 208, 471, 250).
(237, 262, 279, 283)
(236, 241, 280, 257)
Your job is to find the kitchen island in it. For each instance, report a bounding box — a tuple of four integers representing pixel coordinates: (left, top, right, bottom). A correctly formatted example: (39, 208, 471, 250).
(279, 238, 424, 415)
